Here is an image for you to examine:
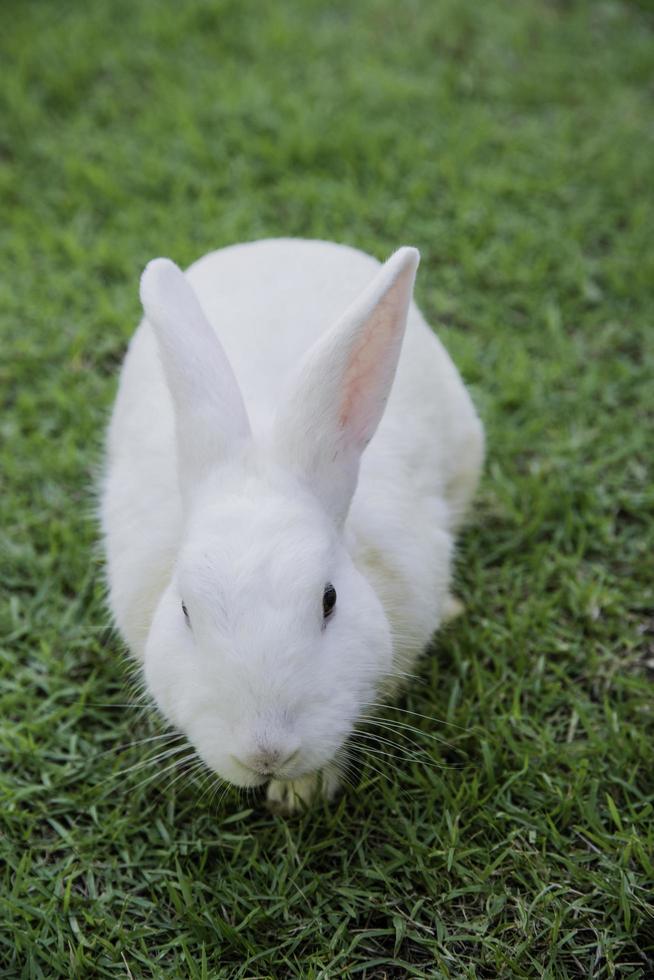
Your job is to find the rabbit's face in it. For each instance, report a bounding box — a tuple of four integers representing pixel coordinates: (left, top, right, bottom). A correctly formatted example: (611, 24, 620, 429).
(143, 476, 393, 787)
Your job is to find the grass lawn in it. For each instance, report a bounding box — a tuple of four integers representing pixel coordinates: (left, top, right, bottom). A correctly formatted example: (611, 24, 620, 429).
(2, 0, 654, 976)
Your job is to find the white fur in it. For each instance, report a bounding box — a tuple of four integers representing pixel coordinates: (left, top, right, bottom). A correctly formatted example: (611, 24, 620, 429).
(100, 239, 484, 810)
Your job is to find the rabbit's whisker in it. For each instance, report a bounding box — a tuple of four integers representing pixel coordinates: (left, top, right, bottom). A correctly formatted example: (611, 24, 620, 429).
(97, 731, 184, 760)
(348, 733, 463, 772)
(359, 713, 459, 750)
(162, 755, 205, 795)
(366, 701, 477, 734)
(131, 751, 199, 793)
(119, 742, 192, 778)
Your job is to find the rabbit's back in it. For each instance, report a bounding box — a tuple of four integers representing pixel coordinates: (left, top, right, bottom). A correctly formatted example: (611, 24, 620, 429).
(187, 240, 481, 505)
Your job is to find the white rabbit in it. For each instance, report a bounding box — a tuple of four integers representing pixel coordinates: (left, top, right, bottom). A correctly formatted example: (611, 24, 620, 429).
(100, 239, 483, 813)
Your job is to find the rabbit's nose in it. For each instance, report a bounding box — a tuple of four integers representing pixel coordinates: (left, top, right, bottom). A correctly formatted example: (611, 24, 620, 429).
(235, 743, 300, 777)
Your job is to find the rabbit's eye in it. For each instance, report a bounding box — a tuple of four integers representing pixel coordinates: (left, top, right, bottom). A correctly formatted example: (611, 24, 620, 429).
(181, 601, 191, 627)
(322, 583, 337, 620)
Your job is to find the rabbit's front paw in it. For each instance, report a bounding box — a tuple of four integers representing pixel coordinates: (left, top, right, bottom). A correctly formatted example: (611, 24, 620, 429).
(266, 768, 341, 815)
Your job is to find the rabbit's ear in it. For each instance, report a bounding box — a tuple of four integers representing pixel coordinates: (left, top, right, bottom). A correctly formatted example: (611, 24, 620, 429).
(273, 247, 419, 524)
(140, 259, 251, 498)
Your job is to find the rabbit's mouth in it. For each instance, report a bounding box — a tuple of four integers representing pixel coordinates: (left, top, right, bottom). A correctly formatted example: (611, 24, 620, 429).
(224, 747, 307, 787)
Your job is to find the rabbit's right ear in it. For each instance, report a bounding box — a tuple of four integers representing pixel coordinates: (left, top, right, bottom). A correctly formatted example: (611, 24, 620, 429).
(273, 247, 419, 525)
(140, 259, 251, 500)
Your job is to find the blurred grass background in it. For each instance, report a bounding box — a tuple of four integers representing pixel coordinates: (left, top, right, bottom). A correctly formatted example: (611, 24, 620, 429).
(1, 0, 653, 976)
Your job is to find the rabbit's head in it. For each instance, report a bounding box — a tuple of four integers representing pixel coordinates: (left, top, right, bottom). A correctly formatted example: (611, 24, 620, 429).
(140, 247, 419, 787)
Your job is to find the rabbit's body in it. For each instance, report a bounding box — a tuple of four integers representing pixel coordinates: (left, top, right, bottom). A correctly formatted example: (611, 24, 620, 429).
(102, 239, 483, 811)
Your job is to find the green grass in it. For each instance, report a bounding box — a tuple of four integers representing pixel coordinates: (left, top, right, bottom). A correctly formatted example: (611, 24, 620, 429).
(2, 0, 654, 976)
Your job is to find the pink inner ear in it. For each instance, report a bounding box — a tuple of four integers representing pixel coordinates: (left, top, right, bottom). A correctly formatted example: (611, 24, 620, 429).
(339, 293, 402, 449)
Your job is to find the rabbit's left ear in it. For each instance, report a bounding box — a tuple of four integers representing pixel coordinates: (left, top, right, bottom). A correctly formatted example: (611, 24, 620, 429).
(140, 259, 251, 502)
(273, 247, 419, 524)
